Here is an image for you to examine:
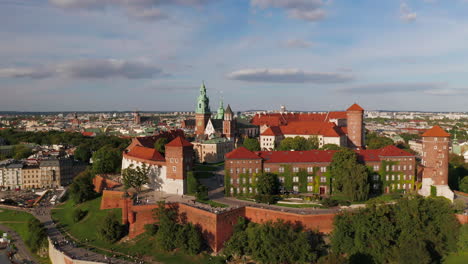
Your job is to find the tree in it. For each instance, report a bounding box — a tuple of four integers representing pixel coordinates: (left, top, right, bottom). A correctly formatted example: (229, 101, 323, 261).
(91, 146, 121, 174)
(331, 196, 460, 264)
(306, 136, 319, 150)
(320, 144, 342, 150)
(121, 164, 149, 193)
(224, 218, 324, 264)
(187, 171, 198, 194)
(154, 138, 168, 155)
(330, 148, 370, 201)
(460, 176, 468, 193)
(154, 201, 179, 251)
(68, 170, 97, 204)
(99, 212, 125, 243)
(72, 208, 87, 222)
(13, 144, 32, 160)
(195, 184, 208, 201)
(255, 173, 280, 203)
(278, 136, 319, 151)
(26, 218, 47, 253)
(366, 132, 394, 149)
(243, 137, 260, 151)
(74, 144, 92, 162)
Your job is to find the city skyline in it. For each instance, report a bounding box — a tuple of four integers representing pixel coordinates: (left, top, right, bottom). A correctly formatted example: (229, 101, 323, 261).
(1, 0, 468, 112)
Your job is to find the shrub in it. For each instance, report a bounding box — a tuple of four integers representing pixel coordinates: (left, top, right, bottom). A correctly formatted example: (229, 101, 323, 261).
(430, 185, 437, 197)
(254, 194, 277, 204)
(338, 200, 351, 206)
(98, 212, 125, 243)
(321, 198, 339, 208)
(72, 208, 87, 223)
(144, 224, 158, 235)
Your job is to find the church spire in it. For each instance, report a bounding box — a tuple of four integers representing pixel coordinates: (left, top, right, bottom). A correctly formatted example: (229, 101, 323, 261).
(216, 99, 225, 119)
(196, 81, 211, 114)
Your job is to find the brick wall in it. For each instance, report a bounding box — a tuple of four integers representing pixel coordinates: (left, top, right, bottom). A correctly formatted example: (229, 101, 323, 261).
(93, 175, 122, 193)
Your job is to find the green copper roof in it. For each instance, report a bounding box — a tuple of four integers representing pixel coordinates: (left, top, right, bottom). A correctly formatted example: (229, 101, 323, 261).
(215, 99, 224, 119)
(196, 81, 211, 114)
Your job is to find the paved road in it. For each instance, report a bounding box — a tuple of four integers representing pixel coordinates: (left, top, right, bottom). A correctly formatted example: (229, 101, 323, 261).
(0, 223, 36, 263)
(0, 205, 137, 264)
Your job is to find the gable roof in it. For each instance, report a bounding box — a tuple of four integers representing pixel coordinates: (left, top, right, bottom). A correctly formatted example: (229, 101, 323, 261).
(225, 147, 261, 159)
(422, 125, 451, 137)
(260, 122, 344, 137)
(126, 145, 165, 161)
(251, 112, 347, 127)
(347, 103, 364, 111)
(166, 136, 192, 147)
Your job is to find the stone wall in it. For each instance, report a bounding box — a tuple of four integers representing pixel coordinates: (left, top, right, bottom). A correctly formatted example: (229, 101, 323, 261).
(48, 238, 104, 264)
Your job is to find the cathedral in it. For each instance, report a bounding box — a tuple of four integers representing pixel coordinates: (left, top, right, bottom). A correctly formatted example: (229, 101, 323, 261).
(191, 82, 239, 163)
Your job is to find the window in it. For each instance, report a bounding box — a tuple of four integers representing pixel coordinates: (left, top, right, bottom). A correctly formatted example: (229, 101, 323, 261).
(230, 178, 233, 184)
(397, 165, 400, 170)
(373, 183, 379, 190)
(293, 176, 299, 183)
(293, 185, 299, 192)
(279, 167, 284, 173)
(243, 161, 245, 163)
(243, 178, 246, 184)
(249, 187, 253, 193)
(386, 175, 389, 181)
(320, 176, 326, 183)
(236, 168, 239, 174)
(175, 158, 178, 163)
(170, 158, 174, 163)
(293, 167, 299, 172)
(373, 174, 379, 181)
(408, 175, 412, 180)
(279, 177, 285, 183)
(409, 183, 412, 189)
(321, 167, 327, 172)
(392, 165, 395, 171)
(249, 178, 252, 184)
(373, 165, 379, 171)
(230, 187, 234, 193)
(242, 168, 246, 173)
(307, 176, 313, 182)
(230, 168, 233, 173)
(265, 168, 270, 172)
(386, 165, 390, 171)
(255, 168, 259, 173)
(243, 187, 247, 193)
(307, 167, 313, 173)
(172, 166, 176, 172)
(236, 178, 240, 184)
(248, 168, 252, 173)
(403, 184, 406, 189)
(391, 175, 395, 181)
(397, 184, 400, 189)
(249, 161, 252, 163)
(403, 175, 406, 180)
(397, 175, 400, 180)
(434, 146, 437, 150)
(409, 165, 412, 170)
(307, 185, 313, 192)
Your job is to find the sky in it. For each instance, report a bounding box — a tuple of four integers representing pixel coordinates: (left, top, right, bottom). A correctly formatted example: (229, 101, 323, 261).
(0, 0, 468, 112)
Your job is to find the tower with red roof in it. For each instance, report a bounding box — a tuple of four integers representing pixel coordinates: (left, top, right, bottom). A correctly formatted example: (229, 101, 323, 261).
(195, 82, 211, 136)
(418, 125, 454, 200)
(165, 136, 194, 194)
(346, 103, 364, 149)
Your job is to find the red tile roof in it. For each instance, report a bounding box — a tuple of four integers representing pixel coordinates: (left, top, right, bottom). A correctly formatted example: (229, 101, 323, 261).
(126, 146, 165, 161)
(422, 125, 450, 137)
(260, 121, 345, 137)
(261, 126, 283, 136)
(225, 147, 262, 159)
(135, 130, 185, 148)
(347, 103, 364, 111)
(226, 145, 414, 163)
(251, 111, 347, 127)
(81, 131, 96, 137)
(166, 136, 192, 147)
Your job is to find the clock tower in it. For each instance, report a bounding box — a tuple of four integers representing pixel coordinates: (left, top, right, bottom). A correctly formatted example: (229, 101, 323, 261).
(195, 82, 211, 136)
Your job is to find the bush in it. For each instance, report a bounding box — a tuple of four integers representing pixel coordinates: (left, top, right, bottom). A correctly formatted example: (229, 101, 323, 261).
(321, 198, 339, 208)
(338, 200, 351, 206)
(195, 184, 209, 201)
(98, 212, 125, 243)
(254, 194, 277, 204)
(26, 218, 47, 253)
(431, 185, 437, 197)
(72, 208, 87, 223)
(144, 224, 158, 235)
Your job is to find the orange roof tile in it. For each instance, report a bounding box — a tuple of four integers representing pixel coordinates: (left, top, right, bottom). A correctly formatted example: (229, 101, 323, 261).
(166, 136, 192, 147)
(225, 147, 261, 159)
(422, 125, 450, 137)
(347, 103, 364, 111)
(126, 146, 165, 161)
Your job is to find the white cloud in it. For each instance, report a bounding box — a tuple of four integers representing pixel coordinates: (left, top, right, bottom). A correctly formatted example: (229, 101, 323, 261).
(283, 39, 313, 48)
(250, 0, 326, 21)
(400, 2, 417, 22)
(0, 59, 165, 79)
(227, 68, 353, 83)
(337, 83, 468, 96)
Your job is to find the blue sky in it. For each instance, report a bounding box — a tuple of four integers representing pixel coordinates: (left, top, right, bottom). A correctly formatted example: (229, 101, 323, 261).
(0, 0, 467, 112)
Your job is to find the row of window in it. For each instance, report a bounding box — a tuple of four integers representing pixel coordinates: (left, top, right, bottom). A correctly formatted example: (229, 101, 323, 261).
(385, 175, 413, 181)
(385, 165, 413, 171)
(230, 168, 260, 174)
(169, 158, 179, 163)
(265, 166, 327, 173)
(279, 176, 327, 183)
(389, 183, 412, 190)
(231, 186, 322, 193)
(230, 160, 260, 164)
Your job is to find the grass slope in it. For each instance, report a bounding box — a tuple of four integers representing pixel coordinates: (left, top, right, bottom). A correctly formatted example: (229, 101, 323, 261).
(52, 197, 224, 264)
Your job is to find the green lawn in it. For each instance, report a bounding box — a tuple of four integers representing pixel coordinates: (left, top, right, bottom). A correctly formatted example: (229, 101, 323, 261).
(444, 253, 468, 264)
(275, 203, 325, 209)
(196, 199, 229, 208)
(0, 209, 50, 264)
(52, 197, 225, 264)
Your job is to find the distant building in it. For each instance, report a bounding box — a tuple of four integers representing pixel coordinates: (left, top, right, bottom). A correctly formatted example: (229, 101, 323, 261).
(408, 140, 423, 155)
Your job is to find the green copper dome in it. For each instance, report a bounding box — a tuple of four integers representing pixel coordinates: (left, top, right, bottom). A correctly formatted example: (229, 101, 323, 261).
(196, 81, 211, 114)
(215, 100, 224, 119)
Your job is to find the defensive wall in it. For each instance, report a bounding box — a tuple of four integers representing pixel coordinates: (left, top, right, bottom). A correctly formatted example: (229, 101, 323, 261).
(48, 238, 104, 264)
(92, 175, 122, 193)
(100, 190, 335, 252)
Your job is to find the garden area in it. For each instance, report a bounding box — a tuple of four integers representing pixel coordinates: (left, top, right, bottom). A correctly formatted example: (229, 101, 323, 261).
(51, 197, 224, 264)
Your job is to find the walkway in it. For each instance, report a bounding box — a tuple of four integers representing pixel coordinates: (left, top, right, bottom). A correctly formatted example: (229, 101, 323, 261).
(0, 223, 36, 264)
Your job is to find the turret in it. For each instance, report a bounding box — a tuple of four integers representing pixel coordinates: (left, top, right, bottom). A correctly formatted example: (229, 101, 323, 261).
(195, 82, 211, 136)
(216, 100, 225, 119)
(223, 104, 235, 139)
(418, 125, 454, 200)
(165, 137, 193, 194)
(346, 103, 364, 149)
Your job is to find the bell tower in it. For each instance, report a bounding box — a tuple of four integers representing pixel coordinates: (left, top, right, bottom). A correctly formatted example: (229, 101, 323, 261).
(195, 82, 211, 136)
(223, 104, 235, 139)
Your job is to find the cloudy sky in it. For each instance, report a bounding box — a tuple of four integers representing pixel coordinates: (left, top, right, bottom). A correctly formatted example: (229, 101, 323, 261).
(1, 0, 468, 112)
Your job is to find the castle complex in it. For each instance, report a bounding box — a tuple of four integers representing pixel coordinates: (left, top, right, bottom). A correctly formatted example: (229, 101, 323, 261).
(253, 103, 364, 150)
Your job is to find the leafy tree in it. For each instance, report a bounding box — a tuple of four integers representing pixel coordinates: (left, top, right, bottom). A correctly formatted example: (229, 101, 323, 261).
(26, 218, 47, 253)
(13, 144, 32, 160)
(99, 212, 125, 243)
(72, 208, 87, 222)
(187, 171, 198, 194)
(306, 136, 319, 150)
(330, 148, 370, 201)
(224, 218, 324, 264)
(242, 137, 260, 151)
(460, 176, 468, 193)
(91, 146, 121, 174)
(331, 196, 460, 264)
(68, 170, 97, 204)
(144, 224, 158, 235)
(179, 223, 203, 255)
(195, 184, 209, 201)
(74, 144, 92, 162)
(255, 173, 280, 203)
(278, 136, 318, 151)
(154, 138, 168, 155)
(121, 163, 149, 193)
(154, 201, 179, 251)
(366, 132, 394, 149)
(399, 133, 421, 143)
(320, 144, 342, 150)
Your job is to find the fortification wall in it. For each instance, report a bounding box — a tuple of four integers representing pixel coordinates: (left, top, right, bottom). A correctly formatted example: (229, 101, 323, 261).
(48, 239, 104, 264)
